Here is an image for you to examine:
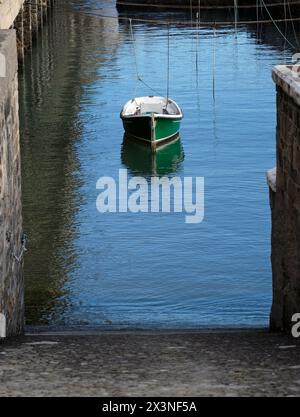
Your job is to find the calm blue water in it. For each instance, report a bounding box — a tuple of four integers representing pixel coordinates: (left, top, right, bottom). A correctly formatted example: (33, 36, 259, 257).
(20, 0, 294, 328)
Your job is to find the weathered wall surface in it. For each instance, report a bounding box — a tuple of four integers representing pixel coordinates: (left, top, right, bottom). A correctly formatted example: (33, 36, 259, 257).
(0, 30, 24, 337)
(1, 1, 53, 60)
(0, 0, 25, 30)
(269, 65, 300, 331)
(0, 1, 55, 338)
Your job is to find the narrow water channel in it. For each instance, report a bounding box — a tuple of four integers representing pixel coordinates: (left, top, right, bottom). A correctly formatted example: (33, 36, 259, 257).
(19, 0, 294, 328)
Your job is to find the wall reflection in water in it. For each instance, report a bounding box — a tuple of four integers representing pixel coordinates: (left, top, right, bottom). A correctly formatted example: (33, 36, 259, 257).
(19, 1, 121, 324)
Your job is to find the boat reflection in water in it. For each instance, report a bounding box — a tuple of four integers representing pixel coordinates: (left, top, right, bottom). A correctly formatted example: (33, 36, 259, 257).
(121, 134, 184, 177)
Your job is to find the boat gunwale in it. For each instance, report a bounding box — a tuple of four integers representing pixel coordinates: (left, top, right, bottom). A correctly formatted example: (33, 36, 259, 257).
(120, 113, 183, 120)
(120, 96, 183, 120)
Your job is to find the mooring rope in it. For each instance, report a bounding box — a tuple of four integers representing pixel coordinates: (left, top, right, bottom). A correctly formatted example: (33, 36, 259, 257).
(287, 0, 300, 47)
(259, 0, 264, 41)
(284, 0, 288, 41)
(261, 0, 297, 49)
(212, 25, 216, 102)
(116, 0, 300, 10)
(256, 0, 260, 40)
(196, 12, 200, 76)
(197, 0, 201, 53)
(129, 17, 166, 97)
(234, 0, 238, 36)
(282, 0, 288, 59)
(12, 233, 28, 263)
(86, 10, 300, 29)
(129, 18, 139, 80)
(89, 8, 300, 53)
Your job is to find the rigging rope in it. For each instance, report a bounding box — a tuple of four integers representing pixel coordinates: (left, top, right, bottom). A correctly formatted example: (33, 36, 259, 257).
(287, 0, 300, 47)
(260, 0, 297, 48)
(139, 78, 164, 96)
(87, 1, 300, 99)
(87, 11, 300, 29)
(116, 0, 300, 10)
(129, 17, 165, 97)
(107, 1, 300, 105)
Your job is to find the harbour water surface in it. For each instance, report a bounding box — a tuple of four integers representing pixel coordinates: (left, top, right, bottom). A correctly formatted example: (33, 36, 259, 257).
(19, 0, 294, 327)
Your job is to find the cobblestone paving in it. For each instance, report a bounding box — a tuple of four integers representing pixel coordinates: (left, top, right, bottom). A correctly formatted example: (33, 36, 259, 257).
(0, 329, 300, 396)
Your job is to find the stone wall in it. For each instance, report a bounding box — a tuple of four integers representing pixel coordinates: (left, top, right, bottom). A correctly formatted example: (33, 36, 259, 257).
(0, 30, 24, 337)
(0, 0, 25, 30)
(14, 0, 52, 60)
(0, 1, 54, 60)
(268, 65, 300, 331)
(0, 1, 55, 338)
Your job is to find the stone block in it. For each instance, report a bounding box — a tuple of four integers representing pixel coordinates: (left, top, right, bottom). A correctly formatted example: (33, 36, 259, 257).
(270, 65, 300, 331)
(0, 29, 24, 337)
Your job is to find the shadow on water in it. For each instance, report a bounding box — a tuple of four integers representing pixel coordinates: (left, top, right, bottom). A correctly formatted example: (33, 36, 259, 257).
(19, 0, 121, 324)
(117, 5, 300, 54)
(121, 135, 185, 177)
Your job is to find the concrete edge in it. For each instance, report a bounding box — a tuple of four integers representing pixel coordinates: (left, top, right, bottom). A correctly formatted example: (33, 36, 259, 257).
(0, 29, 17, 93)
(273, 64, 300, 107)
(267, 167, 277, 192)
(25, 326, 270, 337)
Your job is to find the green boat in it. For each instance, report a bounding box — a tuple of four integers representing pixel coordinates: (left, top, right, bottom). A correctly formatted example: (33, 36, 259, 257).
(120, 96, 183, 151)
